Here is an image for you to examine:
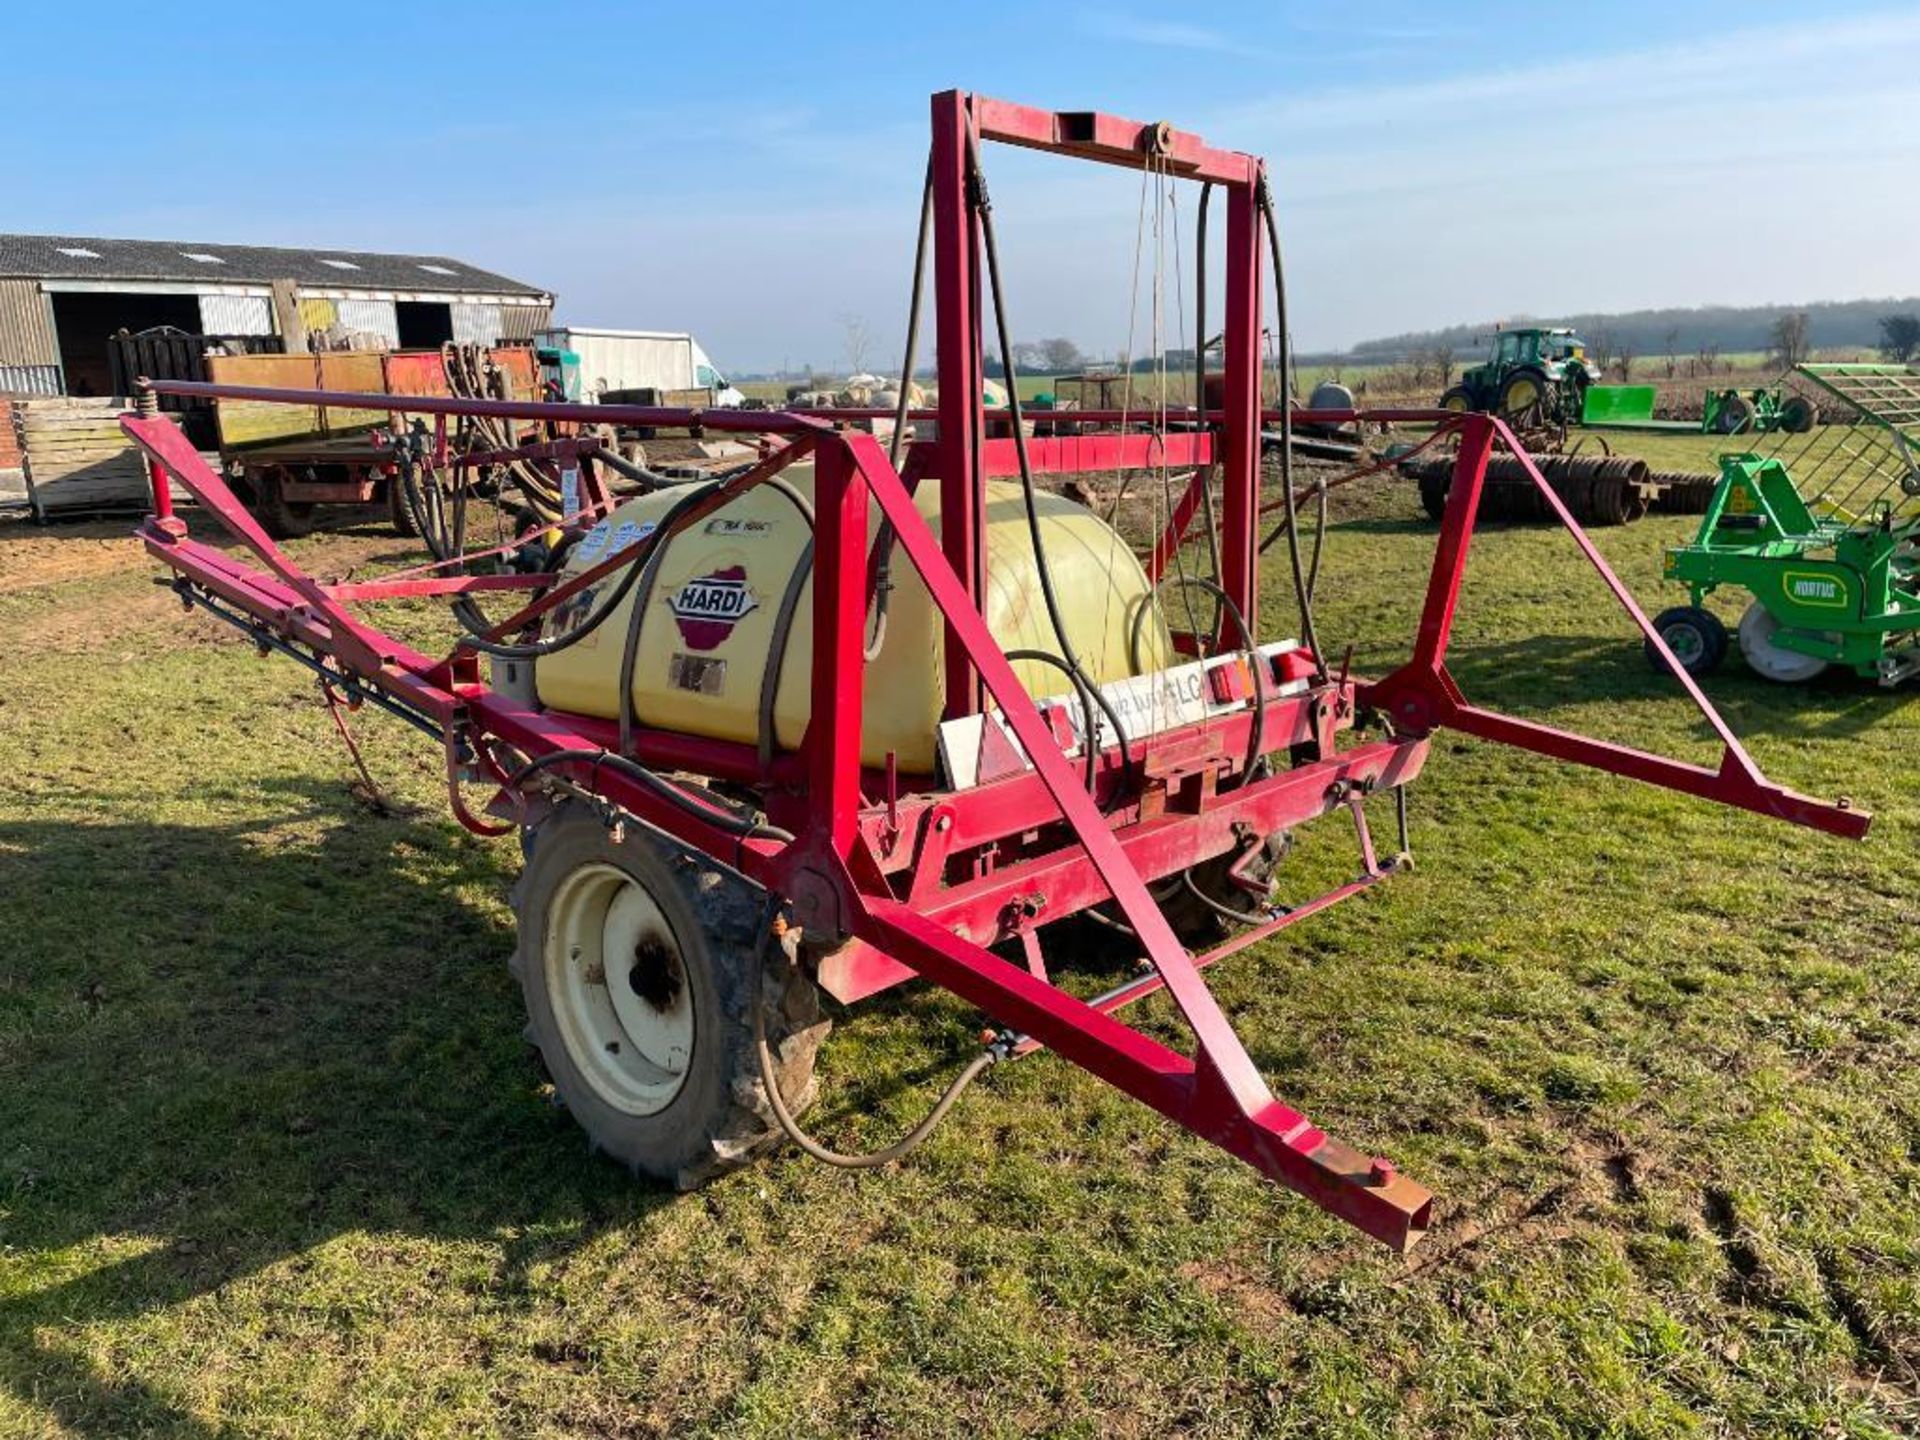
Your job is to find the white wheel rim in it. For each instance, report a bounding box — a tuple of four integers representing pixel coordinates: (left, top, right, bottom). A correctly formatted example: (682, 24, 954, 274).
(544, 862, 694, 1116)
(1738, 602, 1831, 684)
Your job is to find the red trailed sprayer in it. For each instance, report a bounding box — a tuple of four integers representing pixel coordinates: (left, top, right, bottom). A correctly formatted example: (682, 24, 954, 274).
(124, 92, 1865, 1252)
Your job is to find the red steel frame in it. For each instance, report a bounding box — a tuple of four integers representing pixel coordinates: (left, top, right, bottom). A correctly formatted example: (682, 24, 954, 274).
(122, 92, 1866, 1253)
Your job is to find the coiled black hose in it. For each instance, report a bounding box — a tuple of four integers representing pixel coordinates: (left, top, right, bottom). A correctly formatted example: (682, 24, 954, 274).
(1128, 574, 1267, 783)
(456, 478, 725, 663)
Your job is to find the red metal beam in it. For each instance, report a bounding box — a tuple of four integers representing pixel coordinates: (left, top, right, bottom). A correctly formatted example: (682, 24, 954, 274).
(932, 88, 986, 720)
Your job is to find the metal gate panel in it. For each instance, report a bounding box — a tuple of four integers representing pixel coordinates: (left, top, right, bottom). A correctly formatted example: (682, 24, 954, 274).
(197, 293, 275, 336)
(333, 298, 400, 346)
(451, 302, 503, 346)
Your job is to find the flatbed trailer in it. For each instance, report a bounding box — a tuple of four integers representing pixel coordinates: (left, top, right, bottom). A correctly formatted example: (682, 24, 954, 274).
(206, 346, 542, 537)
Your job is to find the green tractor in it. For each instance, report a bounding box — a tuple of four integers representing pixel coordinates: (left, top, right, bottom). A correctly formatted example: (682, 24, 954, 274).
(1440, 327, 1600, 429)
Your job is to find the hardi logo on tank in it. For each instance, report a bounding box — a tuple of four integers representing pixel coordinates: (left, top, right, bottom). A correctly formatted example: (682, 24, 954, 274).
(667, 567, 760, 649)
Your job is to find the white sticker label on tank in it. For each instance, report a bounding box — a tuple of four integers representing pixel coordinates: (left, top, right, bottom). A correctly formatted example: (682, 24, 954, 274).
(575, 518, 654, 568)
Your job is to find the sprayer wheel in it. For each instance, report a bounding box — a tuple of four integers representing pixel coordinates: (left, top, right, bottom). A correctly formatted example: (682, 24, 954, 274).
(1151, 830, 1293, 946)
(509, 803, 828, 1188)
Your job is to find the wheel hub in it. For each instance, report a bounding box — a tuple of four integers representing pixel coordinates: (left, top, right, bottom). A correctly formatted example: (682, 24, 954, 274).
(1661, 622, 1705, 666)
(545, 862, 695, 1116)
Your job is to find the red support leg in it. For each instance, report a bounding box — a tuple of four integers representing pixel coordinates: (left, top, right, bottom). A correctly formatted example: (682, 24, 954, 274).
(931, 88, 986, 721)
(1219, 176, 1264, 628)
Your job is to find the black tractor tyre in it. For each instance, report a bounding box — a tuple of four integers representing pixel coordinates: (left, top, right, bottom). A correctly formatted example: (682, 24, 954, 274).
(1646, 605, 1728, 677)
(1563, 372, 1592, 425)
(1779, 395, 1815, 434)
(510, 803, 829, 1189)
(1438, 385, 1474, 414)
(1714, 394, 1757, 435)
(1497, 368, 1553, 427)
(253, 467, 317, 539)
(386, 466, 424, 538)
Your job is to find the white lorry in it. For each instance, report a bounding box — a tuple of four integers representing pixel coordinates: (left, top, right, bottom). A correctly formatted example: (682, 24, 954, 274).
(534, 326, 746, 407)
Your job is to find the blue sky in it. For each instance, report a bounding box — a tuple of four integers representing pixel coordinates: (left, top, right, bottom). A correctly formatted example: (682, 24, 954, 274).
(8, 1, 1918, 372)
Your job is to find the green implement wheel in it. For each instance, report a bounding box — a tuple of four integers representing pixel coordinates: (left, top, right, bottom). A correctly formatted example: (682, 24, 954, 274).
(1646, 605, 1727, 676)
(1779, 394, 1815, 434)
(511, 804, 829, 1188)
(1736, 601, 1831, 684)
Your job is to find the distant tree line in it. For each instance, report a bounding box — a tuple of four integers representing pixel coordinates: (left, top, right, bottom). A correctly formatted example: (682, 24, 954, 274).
(1340, 296, 1920, 367)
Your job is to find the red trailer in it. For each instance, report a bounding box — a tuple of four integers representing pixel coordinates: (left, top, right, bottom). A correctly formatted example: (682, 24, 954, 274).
(122, 91, 1865, 1252)
(205, 346, 540, 537)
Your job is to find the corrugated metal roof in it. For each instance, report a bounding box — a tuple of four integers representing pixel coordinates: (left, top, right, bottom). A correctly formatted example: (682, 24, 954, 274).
(0, 234, 548, 298)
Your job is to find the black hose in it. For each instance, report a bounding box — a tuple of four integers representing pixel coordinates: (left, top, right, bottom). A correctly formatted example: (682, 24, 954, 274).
(1256, 175, 1327, 684)
(865, 158, 936, 663)
(1181, 867, 1274, 927)
(1003, 648, 1105, 793)
(757, 534, 816, 771)
(591, 444, 681, 493)
(506, 747, 794, 846)
(455, 480, 719, 662)
(752, 904, 995, 1169)
(1128, 574, 1266, 783)
(970, 138, 1134, 778)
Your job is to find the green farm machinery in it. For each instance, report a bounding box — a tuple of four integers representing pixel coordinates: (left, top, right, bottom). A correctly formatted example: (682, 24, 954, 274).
(1439, 326, 1598, 429)
(1650, 364, 1920, 686)
(1582, 381, 1816, 436)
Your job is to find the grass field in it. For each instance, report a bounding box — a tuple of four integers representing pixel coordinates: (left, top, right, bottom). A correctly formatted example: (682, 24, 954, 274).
(1, 454, 1916, 1437)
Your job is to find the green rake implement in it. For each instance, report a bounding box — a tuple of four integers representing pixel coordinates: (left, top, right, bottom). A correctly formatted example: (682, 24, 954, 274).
(1649, 364, 1920, 686)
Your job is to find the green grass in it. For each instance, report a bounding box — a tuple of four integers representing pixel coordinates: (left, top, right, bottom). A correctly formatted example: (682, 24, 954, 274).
(1, 475, 1917, 1437)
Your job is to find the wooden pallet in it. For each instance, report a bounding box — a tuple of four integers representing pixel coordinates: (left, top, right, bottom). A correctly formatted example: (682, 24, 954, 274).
(15, 398, 188, 519)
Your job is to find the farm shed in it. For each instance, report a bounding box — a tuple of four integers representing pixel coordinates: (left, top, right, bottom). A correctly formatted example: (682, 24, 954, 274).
(0, 234, 553, 398)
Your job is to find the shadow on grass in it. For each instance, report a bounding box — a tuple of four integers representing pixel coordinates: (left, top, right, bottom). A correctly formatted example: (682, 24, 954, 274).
(0, 782, 667, 1437)
(1439, 630, 1914, 747)
(0, 771, 1014, 1437)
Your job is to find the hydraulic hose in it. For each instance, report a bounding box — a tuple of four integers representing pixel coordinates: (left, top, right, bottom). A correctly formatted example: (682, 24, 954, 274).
(1256, 175, 1328, 684)
(455, 479, 722, 662)
(506, 748, 793, 846)
(1128, 573, 1267, 783)
(865, 157, 936, 662)
(753, 907, 996, 1169)
(1003, 647, 1109, 793)
(970, 138, 1134, 778)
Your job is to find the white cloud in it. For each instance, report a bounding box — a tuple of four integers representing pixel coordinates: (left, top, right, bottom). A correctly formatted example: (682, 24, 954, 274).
(1080, 14, 1253, 55)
